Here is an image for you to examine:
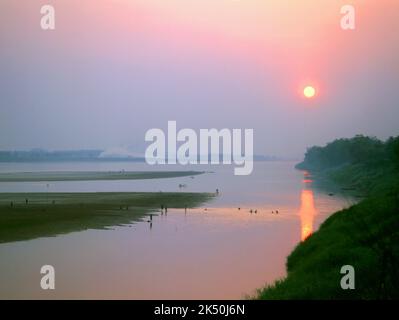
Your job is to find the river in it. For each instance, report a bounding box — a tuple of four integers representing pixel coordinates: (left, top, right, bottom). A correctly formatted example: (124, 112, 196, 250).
(0, 161, 354, 299)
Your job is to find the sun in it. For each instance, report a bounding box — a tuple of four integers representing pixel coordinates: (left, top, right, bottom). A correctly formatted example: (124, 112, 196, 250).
(303, 86, 316, 99)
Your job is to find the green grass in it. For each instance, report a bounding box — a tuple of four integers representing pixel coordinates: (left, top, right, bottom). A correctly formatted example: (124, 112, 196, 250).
(257, 193, 399, 299)
(0, 171, 204, 182)
(0, 192, 214, 243)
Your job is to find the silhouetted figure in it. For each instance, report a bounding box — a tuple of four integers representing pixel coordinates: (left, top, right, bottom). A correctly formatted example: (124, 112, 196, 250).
(150, 214, 153, 221)
(25, 198, 28, 205)
(216, 189, 219, 195)
(150, 222, 153, 230)
(10, 201, 13, 208)
(165, 206, 168, 215)
(276, 210, 279, 214)
(255, 210, 257, 214)
(250, 209, 253, 213)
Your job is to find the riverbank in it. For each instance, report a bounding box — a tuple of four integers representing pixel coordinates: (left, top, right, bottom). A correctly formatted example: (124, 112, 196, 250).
(0, 170, 204, 182)
(0, 192, 213, 243)
(257, 136, 399, 299)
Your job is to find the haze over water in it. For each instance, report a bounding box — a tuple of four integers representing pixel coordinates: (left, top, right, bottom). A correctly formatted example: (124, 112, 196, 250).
(0, 161, 353, 299)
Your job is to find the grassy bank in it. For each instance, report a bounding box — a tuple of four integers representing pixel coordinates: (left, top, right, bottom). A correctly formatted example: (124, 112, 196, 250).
(257, 135, 399, 299)
(0, 192, 213, 243)
(0, 170, 204, 182)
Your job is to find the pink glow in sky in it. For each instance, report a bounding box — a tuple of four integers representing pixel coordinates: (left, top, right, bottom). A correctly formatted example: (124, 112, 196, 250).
(1, 0, 398, 156)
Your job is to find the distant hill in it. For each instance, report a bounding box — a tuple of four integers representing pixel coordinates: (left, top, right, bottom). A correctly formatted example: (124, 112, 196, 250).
(0, 149, 144, 162)
(0, 149, 280, 163)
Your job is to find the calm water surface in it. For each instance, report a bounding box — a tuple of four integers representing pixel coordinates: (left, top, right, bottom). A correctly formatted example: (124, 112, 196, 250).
(0, 161, 354, 299)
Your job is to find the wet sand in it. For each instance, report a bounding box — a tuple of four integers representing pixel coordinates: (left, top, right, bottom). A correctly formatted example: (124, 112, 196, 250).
(0, 192, 213, 243)
(0, 171, 204, 182)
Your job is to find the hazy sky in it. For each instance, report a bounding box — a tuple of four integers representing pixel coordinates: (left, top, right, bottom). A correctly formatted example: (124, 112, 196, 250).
(1, 0, 398, 157)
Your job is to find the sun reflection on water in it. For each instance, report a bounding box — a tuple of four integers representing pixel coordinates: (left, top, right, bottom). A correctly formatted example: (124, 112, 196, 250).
(299, 189, 318, 241)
